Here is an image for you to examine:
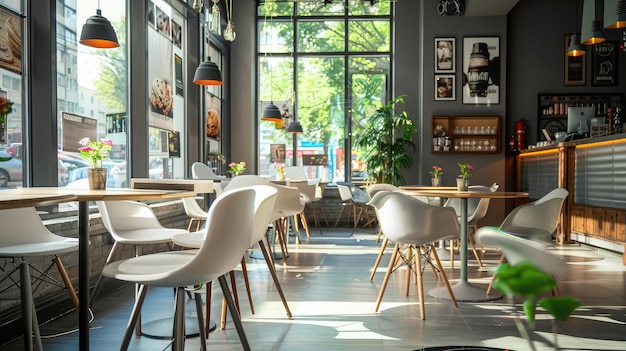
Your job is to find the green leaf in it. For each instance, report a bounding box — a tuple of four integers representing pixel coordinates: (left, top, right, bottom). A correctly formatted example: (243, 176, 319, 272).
(523, 299, 537, 323)
(493, 262, 556, 299)
(539, 296, 581, 321)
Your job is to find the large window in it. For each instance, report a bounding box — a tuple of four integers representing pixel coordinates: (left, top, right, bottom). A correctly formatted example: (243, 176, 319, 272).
(257, 0, 391, 182)
(57, 0, 128, 188)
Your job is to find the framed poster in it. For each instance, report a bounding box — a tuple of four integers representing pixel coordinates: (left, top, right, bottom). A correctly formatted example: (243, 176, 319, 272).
(564, 34, 585, 86)
(0, 6, 22, 74)
(206, 93, 221, 140)
(435, 37, 455, 73)
(462, 37, 500, 105)
(435, 75, 455, 101)
(591, 41, 617, 86)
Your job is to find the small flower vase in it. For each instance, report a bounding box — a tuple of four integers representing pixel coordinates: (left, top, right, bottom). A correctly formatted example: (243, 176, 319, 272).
(431, 177, 441, 187)
(276, 173, 286, 181)
(456, 178, 469, 191)
(88, 168, 108, 190)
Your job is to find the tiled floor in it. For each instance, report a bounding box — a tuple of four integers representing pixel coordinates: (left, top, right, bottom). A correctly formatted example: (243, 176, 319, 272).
(2, 227, 626, 350)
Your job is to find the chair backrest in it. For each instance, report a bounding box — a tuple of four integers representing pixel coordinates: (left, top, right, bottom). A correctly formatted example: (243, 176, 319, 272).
(284, 166, 307, 180)
(192, 162, 226, 180)
(335, 182, 354, 202)
(97, 200, 167, 241)
(474, 230, 567, 275)
(0, 207, 74, 250)
(250, 185, 278, 245)
(182, 197, 207, 219)
(289, 181, 316, 204)
(499, 188, 568, 240)
(225, 175, 304, 220)
(367, 191, 459, 245)
(366, 183, 398, 197)
(444, 185, 493, 223)
(169, 187, 256, 285)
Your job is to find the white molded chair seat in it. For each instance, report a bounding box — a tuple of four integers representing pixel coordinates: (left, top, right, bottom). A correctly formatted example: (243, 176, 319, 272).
(367, 191, 459, 320)
(0, 207, 79, 350)
(102, 187, 257, 351)
(91, 200, 189, 306)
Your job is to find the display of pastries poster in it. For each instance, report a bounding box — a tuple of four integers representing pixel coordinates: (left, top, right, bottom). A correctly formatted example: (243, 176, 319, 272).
(206, 92, 221, 140)
(0, 6, 22, 74)
(148, 26, 174, 130)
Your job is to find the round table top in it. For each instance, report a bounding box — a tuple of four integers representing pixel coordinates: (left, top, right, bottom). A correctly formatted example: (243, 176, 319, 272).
(404, 189, 529, 199)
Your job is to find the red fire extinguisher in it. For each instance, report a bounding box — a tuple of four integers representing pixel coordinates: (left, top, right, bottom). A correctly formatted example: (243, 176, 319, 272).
(515, 119, 526, 151)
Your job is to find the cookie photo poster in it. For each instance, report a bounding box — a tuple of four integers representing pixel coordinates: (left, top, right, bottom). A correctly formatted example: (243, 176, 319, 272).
(206, 92, 221, 140)
(147, 25, 174, 130)
(0, 6, 22, 74)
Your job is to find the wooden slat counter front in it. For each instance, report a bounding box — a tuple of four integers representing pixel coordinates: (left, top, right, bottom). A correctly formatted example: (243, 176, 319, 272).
(0, 187, 197, 350)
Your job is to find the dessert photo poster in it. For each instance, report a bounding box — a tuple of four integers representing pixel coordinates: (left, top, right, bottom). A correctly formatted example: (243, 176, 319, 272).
(148, 26, 174, 130)
(0, 6, 21, 74)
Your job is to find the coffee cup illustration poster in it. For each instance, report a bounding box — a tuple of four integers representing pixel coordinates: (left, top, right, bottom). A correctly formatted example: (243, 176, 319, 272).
(462, 37, 500, 105)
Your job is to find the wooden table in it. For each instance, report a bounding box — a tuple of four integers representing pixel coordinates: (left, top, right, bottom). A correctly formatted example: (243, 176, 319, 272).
(0, 188, 196, 350)
(404, 189, 528, 302)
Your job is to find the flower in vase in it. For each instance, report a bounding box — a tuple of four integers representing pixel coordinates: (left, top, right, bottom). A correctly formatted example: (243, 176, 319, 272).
(429, 165, 443, 178)
(228, 161, 247, 176)
(457, 163, 473, 180)
(78, 137, 113, 168)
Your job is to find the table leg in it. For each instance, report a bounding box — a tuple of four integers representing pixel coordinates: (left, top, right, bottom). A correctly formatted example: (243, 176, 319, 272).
(79, 201, 89, 350)
(429, 197, 502, 302)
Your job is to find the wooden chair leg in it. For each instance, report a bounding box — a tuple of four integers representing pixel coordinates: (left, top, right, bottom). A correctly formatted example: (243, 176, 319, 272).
(429, 243, 458, 309)
(240, 257, 254, 315)
(415, 246, 425, 320)
(258, 240, 293, 318)
(375, 244, 400, 312)
(300, 212, 311, 239)
(205, 281, 212, 337)
(486, 254, 506, 295)
(369, 236, 389, 281)
(334, 206, 346, 228)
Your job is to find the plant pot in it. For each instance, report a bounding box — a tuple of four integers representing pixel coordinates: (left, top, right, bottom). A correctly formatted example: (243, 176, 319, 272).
(276, 173, 286, 181)
(88, 168, 108, 190)
(431, 177, 441, 187)
(456, 178, 469, 191)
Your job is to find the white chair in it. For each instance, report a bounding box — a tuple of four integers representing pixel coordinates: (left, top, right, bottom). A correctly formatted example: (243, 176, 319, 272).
(225, 175, 305, 259)
(284, 166, 327, 228)
(443, 184, 495, 268)
(334, 181, 373, 230)
(287, 180, 317, 239)
(0, 207, 79, 350)
(366, 184, 432, 281)
(102, 187, 258, 351)
(479, 187, 569, 294)
(173, 185, 293, 332)
(367, 191, 459, 320)
(475, 230, 567, 295)
(90, 201, 189, 306)
(191, 161, 227, 180)
(182, 197, 208, 231)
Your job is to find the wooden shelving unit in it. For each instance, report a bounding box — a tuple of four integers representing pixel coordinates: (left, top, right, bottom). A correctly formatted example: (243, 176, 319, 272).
(432, 116, 501, 154)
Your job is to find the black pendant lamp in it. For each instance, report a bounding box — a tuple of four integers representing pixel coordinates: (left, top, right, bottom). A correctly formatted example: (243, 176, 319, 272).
(604, 0, 626, 29)
(582, 19, 606, 44)
(567, 33, 586, 57)
(261, 102, 282, 122)
(287, 120, 303, 134)
(79, 4, 119, 49)
(193, 58, 223, 86)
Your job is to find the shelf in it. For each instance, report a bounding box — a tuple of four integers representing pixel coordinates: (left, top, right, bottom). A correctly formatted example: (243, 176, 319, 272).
(537, 93, 623, 141)
(432, 116, 501, 154)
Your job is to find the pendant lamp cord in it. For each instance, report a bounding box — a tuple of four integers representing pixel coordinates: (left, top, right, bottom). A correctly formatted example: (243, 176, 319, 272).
(226, 0, 233, 21)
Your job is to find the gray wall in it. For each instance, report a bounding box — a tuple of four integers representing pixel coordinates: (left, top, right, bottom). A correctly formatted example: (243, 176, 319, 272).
(231, 0, 626, 226)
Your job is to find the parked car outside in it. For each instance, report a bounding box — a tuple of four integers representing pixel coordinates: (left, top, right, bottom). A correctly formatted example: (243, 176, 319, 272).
(0, 150, 22, 187)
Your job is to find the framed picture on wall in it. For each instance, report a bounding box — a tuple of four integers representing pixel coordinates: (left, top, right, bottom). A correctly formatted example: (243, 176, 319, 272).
(435, 37, 455, 73)
(0, 6, 22, 74)
(564, 34, 585, 86)
(462, 37, 500, 105)
(435, 75, 455, 101)
(591, 41, 617, 86)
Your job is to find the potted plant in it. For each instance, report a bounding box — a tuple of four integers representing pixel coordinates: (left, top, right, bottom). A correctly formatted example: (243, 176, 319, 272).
(457, 163, 473, 191)
(355, 95, 416, 185)
(78, 137, 113, 190)
(493, 261, 581, 351)
(429, 165, 443, 187)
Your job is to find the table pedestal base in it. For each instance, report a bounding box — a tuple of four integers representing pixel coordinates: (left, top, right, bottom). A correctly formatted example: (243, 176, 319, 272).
(428, 281, 502, 302)
(141, 317, 216, 339)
